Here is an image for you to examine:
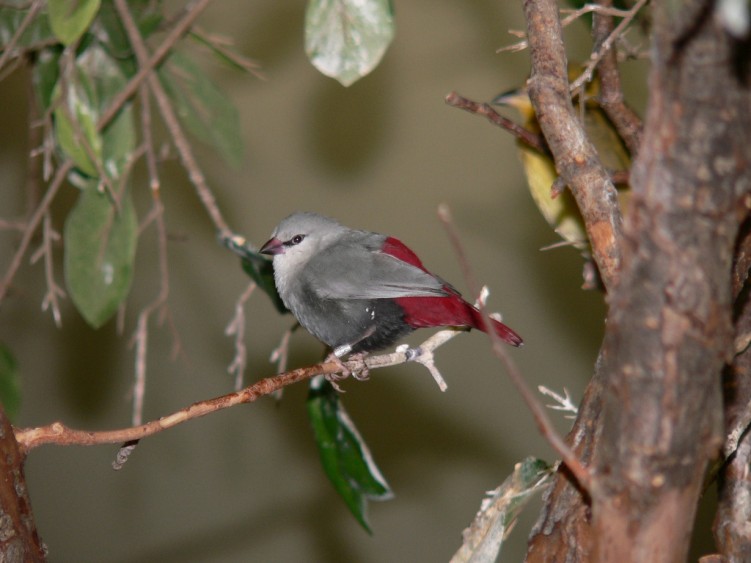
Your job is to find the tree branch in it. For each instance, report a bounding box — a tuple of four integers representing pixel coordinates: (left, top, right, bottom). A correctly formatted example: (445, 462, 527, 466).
(14, 328, 464, 452)
(523, 0, 623, 291)
(114, 0, 230, 236)
(444, 91, 549, 154)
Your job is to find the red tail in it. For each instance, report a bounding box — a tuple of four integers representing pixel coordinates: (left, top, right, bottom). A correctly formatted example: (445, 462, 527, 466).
(468, 306, 523, 347)
(396, 294, 523, 347)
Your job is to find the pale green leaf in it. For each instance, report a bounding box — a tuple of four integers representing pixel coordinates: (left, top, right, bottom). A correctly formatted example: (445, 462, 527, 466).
(53, 70, 102, 177)
(305, 0, 395, 87)
(47, 0, 101, 45)
(64, 182, 137, 328)
(52, 44, 136, 180)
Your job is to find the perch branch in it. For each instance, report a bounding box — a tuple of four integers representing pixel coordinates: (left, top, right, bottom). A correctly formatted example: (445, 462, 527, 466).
(14, 328, 463, 452)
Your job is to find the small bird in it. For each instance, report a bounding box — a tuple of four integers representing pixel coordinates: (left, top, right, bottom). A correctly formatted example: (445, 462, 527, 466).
(260, 212, 522, 368)
(493, 68, 631, 252)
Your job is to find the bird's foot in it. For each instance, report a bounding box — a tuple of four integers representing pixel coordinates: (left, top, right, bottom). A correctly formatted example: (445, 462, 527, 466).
(324, 350, 370, 391)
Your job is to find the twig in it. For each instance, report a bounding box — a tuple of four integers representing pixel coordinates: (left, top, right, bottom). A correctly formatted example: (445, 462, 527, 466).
(225, 281, 256, 390)
(14, 328, 463, 452)
(522, 0, 622, 291)
(129, 196, 171, 427)
(29, 212, 65, 327)
(588, 0, 644, 156)
(97, 0, 214, 132)
(538, 385, 579, 419)
(269, 323, 296, 376)
(0, 0, 43, 72)
(0, 160, 72, 306)
(114, 0, 230, 236)
(497, 3, 632, 54)
(445, 91, 549, 154)
(569, 0, 649, 97)
(437, 203, 593, 493)
(189, 26, 265, 78)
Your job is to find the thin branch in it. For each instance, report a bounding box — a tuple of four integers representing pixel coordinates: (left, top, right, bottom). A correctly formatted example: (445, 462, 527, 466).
(14, 328, 463, 452)
(588, 0, 645, 156)
(0, 160, 71, 306)
(98, 0, 214, 132)
(538, 385, 579, 419)
(114, 0, 230, 236)
(445, 91, 549, 154)
(569, 0, 649, 96)
(225, 281, 256, 390)
(437, 203, 593, 493)
(522, 0, 623, 291)
(497, 3, 633, 55)
(29, 212, 65, 327)
(0, 0, 43, 72)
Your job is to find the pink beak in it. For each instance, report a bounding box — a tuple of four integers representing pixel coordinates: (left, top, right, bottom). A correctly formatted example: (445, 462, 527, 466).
(260, 237, 284, 256)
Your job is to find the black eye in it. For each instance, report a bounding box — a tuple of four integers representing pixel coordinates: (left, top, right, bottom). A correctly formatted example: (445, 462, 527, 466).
(287, 234, 305, 246)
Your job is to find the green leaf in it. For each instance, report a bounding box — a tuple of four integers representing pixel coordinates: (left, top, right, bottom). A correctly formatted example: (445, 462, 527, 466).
(222, 234, 287, 314)
(96, 0, 163, 76)
(52, 43, 136, 180)
(451, 457, 554, 563)
(47, 0, 101, 46)
(0, 343, 21, 422)
(158, 50, 244, 168)
(53, 67, 102, 177)
(305, 0, 395, 87)
(77, 44, 137, 179)
(307, 377, 393, 533)
(0, 5, 55, 49)
(32, 47, 62, 111)
(64, 182, 137, 328)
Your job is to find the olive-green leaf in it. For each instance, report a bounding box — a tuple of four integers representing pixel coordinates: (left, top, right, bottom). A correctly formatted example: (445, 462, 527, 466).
(307, 377, 393, 533)
(64, 183, 137, 328)
(158, 50, 244, 168)
(48, 0, 101, 46)
(305, 0, 395, 87)
(0, 5, 55, 49)
(0, 343, 21, 422)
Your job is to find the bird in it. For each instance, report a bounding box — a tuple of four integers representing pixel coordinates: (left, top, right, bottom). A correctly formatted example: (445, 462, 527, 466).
(493, 69, 631, 252)
(260, 212, 522, 374)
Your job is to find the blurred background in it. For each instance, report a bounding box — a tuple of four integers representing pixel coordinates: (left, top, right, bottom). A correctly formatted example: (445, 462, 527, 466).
(0, 1, 651, 561)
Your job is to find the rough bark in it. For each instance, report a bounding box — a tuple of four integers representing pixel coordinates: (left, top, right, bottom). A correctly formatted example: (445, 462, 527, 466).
(527, 1, 751, 561)
(0, 408, 45, 561)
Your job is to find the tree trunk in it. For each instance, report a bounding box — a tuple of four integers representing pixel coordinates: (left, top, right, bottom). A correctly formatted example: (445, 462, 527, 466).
(0, 407, 45, 561)
(527, 2, 751, 561)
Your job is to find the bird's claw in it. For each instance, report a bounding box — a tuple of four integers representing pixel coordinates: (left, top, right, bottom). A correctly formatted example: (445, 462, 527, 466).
(324, 351, 370, 391)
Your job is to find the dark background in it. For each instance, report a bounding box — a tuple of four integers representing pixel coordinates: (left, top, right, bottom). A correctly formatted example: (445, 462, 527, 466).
(0, 1, 648, 561)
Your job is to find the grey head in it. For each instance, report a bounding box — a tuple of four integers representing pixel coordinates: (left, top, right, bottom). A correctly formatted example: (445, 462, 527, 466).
(260, 212, 353, 299)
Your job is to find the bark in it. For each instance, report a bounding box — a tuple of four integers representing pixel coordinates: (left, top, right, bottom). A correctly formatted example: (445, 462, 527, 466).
(0, 408, 45, 561)
(527, 2, 751, 561)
